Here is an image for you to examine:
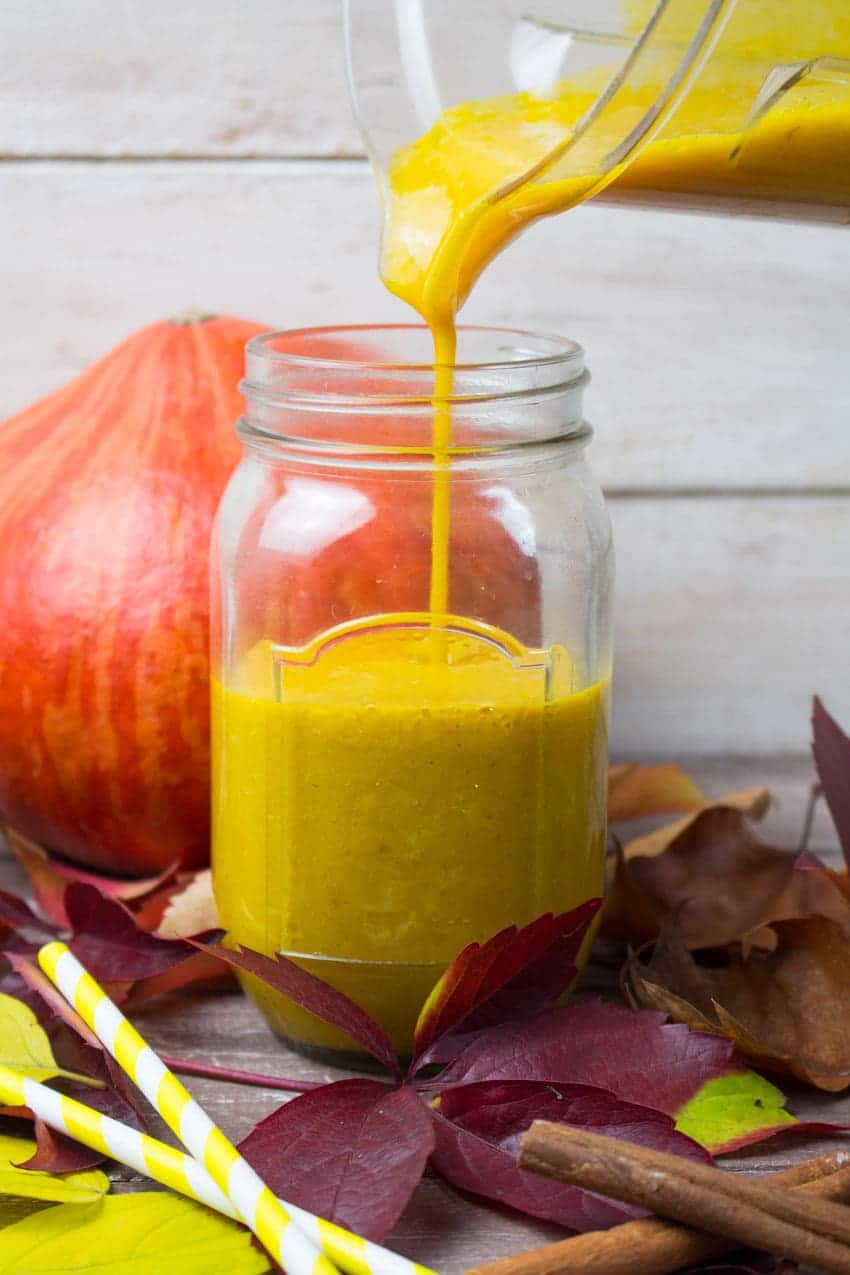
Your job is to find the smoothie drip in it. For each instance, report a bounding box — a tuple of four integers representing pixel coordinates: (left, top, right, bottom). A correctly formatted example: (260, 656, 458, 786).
(427, 326, 455, 624)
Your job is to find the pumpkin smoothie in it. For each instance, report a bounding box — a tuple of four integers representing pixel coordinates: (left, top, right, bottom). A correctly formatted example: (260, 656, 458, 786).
(213, 626, 608, 1054)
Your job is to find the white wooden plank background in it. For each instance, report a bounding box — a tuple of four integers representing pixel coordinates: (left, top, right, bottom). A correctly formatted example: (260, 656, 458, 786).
(0, 0, 365, 159)
(612, 496, 850, 754)
(1, 2, 848, 758)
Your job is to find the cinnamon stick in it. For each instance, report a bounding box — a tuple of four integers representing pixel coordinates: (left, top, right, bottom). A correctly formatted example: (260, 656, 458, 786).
(517, 1123, 850, 1275)
(540, 1124, 850, 1245)
(469, 1152, 850, 1275)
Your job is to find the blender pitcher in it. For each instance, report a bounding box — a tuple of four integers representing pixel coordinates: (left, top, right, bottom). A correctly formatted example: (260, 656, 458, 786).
(345, 0, 849, 314)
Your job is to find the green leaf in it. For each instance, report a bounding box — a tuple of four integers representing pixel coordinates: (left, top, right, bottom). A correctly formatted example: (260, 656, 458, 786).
(0, 1194, 271, 1273)
(0, 993, 98, 1086)
(675, 1071, 797, 1153)
(0, 1133, 108, 1205)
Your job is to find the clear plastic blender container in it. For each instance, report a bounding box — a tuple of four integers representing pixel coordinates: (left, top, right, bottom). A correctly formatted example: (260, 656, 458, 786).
(345, 0, 850, 230)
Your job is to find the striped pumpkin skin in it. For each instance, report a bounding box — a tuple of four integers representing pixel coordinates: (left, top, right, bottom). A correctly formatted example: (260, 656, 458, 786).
(0, 315, 266, 874)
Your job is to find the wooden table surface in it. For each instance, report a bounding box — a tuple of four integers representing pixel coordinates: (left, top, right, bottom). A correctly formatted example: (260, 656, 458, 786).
(2, 755, 848, 1274)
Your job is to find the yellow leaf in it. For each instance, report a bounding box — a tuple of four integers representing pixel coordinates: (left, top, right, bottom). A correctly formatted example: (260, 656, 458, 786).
(0, 1134, 108, 1206)
(0, 994, 99, 1086)
(0, 1194, 271, 1274)
(0, 1199, 53, 1230)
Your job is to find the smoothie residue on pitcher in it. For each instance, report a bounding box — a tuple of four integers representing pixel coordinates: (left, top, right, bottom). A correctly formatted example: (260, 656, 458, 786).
(381, 0, 850, 342)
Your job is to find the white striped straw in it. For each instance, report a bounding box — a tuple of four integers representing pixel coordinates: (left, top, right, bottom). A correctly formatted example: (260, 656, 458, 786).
(37, 941, 436, 1275)
(0, 1063, 235, 1216)
(38, 940, 337, 1275)
(0, 1064, 432, 1275)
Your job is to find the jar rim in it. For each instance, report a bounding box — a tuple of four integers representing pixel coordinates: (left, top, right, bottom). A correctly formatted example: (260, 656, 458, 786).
(239, 323, 590, 459)
(245, 323, 585, 382)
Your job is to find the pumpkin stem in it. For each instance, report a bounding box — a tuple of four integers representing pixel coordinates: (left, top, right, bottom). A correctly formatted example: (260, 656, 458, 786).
(169, 308, 217, 326)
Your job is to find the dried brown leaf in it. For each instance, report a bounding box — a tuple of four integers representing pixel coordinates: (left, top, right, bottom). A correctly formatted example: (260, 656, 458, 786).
(623, 966, 717, 1034)
(156, 870, 217, 939)
(627, 920, 850, 1092)
(623, 788, 771, 863)
(607, 764, 707, 823)
(602, 842, 662, 947)
(605, 805, 849, 949)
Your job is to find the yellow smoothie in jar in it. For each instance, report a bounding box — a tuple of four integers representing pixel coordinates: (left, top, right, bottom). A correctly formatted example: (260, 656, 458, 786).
(213, 624, 607, 1056)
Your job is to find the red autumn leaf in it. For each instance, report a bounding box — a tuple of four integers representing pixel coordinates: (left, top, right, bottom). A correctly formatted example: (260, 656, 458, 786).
(239, 1080, 433, 1242)
(0, 887, 57, 938)
(812, 696, 850, 869)
(52, 1030, 109, 1090)
(412, 901, 601, 1070)
(6, 828, 178, 928)
(67, 883, 202, 981)
(131, 882, 187, 934)
(194, 942, 399, 1079)
(60, 1059, 149, 1132)
(430, 999, 737, 1119)
(17, 1118, 106, 1174)
(124, 952, 233, 1006)
(431, 1080, 708, 1232)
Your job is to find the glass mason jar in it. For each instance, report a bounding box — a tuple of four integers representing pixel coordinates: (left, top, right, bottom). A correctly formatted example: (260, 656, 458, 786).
(210, 325, 613, 1063)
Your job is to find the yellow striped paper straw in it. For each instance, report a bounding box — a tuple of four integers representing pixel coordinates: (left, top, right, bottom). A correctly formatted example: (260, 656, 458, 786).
(0, 1064, 434, 1275)
(38, 940, 337, 1275)
(0, 1063, 235, 1216)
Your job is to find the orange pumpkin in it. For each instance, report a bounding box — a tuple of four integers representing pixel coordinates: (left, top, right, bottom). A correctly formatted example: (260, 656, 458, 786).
(0, 314, 266, 874)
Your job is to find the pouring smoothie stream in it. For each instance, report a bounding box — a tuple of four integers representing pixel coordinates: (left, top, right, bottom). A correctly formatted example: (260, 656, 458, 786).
(211, 0, 848, 1059)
